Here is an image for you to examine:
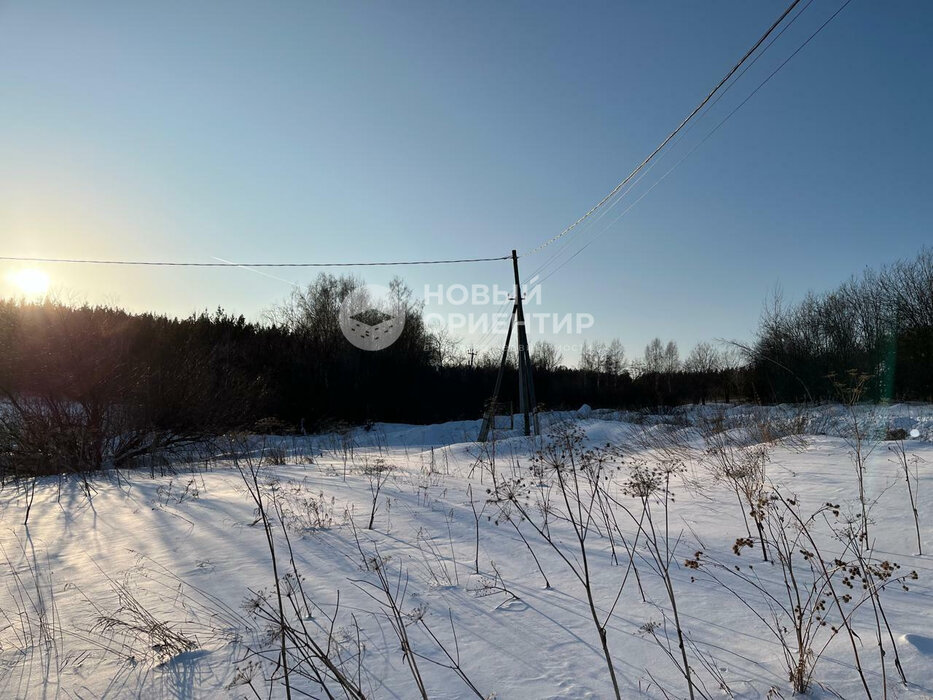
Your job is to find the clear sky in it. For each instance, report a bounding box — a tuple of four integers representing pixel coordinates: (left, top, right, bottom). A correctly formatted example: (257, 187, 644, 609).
(1, 1, 930, 365)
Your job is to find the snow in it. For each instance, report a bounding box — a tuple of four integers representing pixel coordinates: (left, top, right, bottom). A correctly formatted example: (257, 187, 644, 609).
(1, 403, 932, 698)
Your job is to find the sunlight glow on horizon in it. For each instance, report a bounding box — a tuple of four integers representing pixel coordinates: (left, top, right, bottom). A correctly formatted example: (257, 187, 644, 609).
(7, 268, 50, 299)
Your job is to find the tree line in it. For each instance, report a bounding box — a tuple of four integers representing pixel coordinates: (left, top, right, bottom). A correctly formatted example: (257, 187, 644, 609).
(2, 249, 930, 474)
(748, 248, 933, 402)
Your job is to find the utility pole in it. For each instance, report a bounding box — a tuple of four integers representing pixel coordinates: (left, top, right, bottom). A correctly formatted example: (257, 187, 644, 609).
(478, 250, 538, 441)
(467, 347, 477, 369)
(512, 250, 532, 436)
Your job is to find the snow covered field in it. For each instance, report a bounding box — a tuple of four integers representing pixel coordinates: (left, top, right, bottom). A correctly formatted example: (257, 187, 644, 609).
(1, 404, 932, 699)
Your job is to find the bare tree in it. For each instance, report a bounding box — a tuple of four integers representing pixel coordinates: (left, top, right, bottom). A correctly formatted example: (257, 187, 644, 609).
(532, 341, 563, 372)
(663, 341, 680, 374)
(602, 339, 625, 375)
(685, 342, 723, 404)
(643, 338, 664, 374)
(684, 342, 721, 374)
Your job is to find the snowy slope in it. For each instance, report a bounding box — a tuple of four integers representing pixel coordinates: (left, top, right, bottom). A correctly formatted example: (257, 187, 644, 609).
(1, 404, 932, 699)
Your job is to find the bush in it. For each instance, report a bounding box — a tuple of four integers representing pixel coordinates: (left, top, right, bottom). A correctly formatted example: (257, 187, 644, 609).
(885, 427, 909, 441)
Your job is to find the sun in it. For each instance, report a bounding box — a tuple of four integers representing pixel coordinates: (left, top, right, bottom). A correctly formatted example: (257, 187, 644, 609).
(8, 268, 50, 298)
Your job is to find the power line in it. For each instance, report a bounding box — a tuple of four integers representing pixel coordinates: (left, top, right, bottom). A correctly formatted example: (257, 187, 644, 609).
(526, 0, 815, 283)
(534, 0, 854, 286)
(523, 0, 803, 258)
(0, 253, 517, 348)
(0, 254, 510, 268)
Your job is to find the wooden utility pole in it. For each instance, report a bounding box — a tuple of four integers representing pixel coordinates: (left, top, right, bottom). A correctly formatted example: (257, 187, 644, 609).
(477, 308, 515, 442)
(467, 347, 477, 369)
(478, 250, 538, 441)
(512, 250, 534, 436)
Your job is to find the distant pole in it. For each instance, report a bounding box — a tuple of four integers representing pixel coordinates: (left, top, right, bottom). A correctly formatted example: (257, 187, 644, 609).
(468, 347, 477, 369)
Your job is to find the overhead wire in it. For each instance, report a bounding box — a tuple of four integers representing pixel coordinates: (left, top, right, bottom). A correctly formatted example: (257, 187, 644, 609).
(0, 254, 510, 267)
(533, 0, 852, 285)
(522, 0, 804, 259)
(527, 0, 815, 283)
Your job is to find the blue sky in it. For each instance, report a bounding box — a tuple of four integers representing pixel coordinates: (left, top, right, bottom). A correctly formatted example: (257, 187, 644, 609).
(1, 1, 930, 364)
